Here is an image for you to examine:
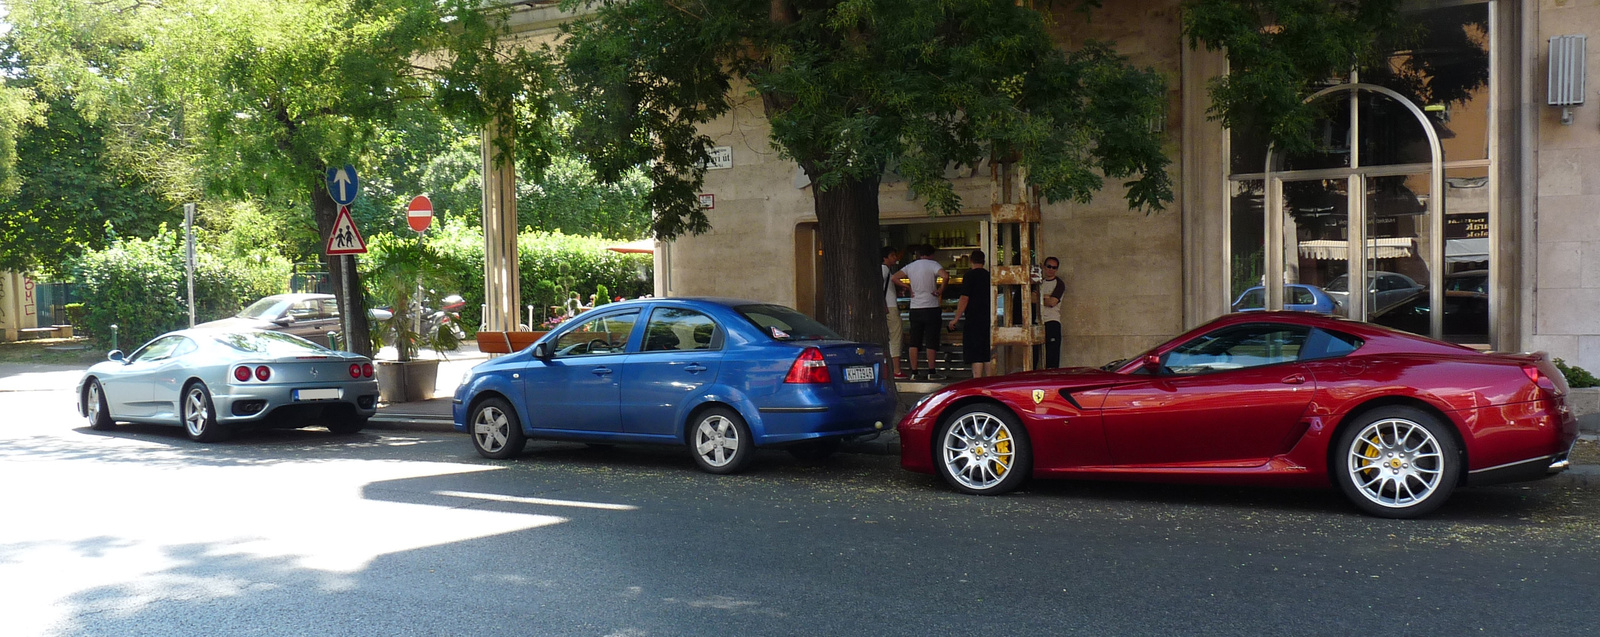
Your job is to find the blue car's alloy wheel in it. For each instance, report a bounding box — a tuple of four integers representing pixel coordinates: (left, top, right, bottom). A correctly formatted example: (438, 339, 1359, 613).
(471, 397, 526, 460)
(690, 407, 753, 475)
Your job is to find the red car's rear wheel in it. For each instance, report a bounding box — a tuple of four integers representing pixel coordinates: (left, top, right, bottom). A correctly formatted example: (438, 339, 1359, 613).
(1334, 406, 1460, 518)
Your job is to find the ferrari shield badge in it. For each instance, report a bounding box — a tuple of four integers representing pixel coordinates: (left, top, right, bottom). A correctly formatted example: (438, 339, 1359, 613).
(1032, 389, 1046, 404)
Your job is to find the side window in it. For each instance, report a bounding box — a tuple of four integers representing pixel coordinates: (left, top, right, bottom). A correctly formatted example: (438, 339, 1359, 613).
(319, 298, 341, 319)
(1162, 324, 1311, 374)
(552, 311, 639, 357)
(643, 308, 720, 352)
(130, 336, 183, 362)
(1301, 328, 1364, 361)
(1290, 287, 1315, 306)
(288, 300, 320, 320)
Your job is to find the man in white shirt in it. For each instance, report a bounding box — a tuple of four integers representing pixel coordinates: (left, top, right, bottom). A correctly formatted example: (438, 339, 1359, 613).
(1039, 256, 1064, 368)
(893, 245, 947, 381)
(881, 246, 906, 380)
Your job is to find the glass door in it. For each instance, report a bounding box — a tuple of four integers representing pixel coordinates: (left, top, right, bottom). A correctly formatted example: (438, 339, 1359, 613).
(1362, 173, 1435, 337)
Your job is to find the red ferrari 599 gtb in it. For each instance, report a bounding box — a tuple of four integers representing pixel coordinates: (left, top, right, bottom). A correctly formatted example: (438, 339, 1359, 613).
(898, 312, 1579, 518)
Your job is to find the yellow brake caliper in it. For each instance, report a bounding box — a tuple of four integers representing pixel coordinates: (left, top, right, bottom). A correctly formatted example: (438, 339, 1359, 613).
(1360, 433, 1382, 479)
(993, 429, 1012, 476)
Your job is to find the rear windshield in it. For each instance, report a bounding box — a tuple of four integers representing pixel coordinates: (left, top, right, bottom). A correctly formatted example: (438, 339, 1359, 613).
(210, 330, 331, 355)
(238, 296, 290, 319)
(736, 304, 842, 341)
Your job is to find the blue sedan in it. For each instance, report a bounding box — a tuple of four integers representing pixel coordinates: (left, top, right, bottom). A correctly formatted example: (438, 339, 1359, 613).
(1230, 284, 1338, 314)
(453, 298, 897, 473)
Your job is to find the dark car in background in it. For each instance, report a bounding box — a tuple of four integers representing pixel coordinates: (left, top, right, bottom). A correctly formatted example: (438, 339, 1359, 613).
(198, 293, 371, 348)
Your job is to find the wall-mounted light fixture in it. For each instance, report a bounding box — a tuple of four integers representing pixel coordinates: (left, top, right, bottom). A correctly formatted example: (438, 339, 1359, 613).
(1548, 34, 1587, 125)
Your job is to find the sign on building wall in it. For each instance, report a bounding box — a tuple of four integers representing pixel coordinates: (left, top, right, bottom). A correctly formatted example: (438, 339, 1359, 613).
(1445, 212, 1489, 239)
(698, 193, 715, 209)
(703, 146, 733, 170)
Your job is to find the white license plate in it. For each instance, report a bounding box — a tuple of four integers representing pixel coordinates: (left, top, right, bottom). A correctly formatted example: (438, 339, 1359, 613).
(844, 366, 875, 383)
(294, 388, 341, 401)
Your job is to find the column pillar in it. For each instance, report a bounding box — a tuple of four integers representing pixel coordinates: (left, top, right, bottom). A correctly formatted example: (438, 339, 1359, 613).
(482, 116, 521, 332)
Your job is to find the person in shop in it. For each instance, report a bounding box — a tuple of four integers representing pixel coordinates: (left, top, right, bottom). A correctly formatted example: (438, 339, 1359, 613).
(1039, 256, 1065, 368)
(880, 246, 907, 380)
(949, 249, 992, 378)
(893, 244, 947, 381)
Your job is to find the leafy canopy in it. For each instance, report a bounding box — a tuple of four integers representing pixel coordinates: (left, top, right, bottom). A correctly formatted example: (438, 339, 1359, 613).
(560, 0, 1174, 238)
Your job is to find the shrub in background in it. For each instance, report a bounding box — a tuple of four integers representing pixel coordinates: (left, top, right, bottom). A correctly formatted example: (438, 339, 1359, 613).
(416, 222, 651, 331)
(1555, 358, 1600, 389)
(72, 226, 290, 349)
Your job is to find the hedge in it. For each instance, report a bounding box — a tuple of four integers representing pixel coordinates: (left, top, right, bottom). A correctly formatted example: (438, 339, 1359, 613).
(401, 221, 652, 331)
(72, 226, 291, 349)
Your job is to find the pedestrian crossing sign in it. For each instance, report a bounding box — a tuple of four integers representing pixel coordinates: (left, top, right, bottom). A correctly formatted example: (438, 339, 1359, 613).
(325, 206, 368, 255)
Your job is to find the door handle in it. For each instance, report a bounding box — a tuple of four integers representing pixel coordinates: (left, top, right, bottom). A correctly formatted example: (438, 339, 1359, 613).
(684, 363, 707, 373)
(591, 367, 613, 376)
(1281, 374, 1307, 385)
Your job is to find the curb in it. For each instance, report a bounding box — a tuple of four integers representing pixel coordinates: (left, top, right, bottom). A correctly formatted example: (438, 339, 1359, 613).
(366, 414, 905, 456)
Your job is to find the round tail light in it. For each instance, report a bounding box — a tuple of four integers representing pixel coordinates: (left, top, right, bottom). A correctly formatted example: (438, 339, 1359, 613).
(254, 365, 271, 381)
(233, 366, 252, 382)
(349, 363, 362, 378)
(362, 363, 374, 378)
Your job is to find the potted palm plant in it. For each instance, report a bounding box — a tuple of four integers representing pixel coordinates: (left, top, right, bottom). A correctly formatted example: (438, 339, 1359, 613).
(362, 236, 461, 403)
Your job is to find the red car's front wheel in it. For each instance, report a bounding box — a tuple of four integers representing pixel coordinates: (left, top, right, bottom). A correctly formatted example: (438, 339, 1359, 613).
(935, 404, 1031, 495)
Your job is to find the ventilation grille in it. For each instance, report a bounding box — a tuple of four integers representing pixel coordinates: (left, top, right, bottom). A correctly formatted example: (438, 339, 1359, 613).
(1549, 35, 1587, 107)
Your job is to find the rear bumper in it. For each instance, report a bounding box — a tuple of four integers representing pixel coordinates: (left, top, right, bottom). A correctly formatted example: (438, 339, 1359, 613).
(752, 392, 896, 446)
(215, 381, 379, 425)
(1466, 440, 1575, 486)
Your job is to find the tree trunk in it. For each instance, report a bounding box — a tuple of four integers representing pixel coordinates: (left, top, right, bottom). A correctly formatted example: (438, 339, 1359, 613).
(312, 181, 373, 357)
(810, 174, 887, 346)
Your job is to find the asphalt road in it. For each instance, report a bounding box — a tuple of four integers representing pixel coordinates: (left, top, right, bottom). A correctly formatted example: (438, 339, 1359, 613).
(3, 385, 1598, 636)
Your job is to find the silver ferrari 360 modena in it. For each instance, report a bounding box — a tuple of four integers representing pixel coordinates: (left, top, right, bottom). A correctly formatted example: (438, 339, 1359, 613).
(76, 328, 380, 441)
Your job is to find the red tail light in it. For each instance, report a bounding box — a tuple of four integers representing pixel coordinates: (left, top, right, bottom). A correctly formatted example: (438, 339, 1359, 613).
(254, 365, 271, 382)
(784, 347, 831, 384)
(234, 366, 252, 382)
(349, 363, 362, 378)
(362, 363, 374, 378)
(1523, 364, 1558, 393)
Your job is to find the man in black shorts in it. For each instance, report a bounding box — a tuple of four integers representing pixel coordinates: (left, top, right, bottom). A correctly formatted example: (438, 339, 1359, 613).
(948, 249, 992, 378)
(893, 244, 947, 381)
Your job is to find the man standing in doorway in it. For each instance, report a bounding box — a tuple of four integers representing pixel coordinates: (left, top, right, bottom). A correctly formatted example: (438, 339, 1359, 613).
(881, 246, 906, 380)
(1039, 256, 1064, 368)
(949, 249, 992, 378)
(894, 245, 946, 381)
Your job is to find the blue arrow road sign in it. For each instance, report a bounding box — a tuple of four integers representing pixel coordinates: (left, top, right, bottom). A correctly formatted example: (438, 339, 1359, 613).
(326, 164, 359, 206)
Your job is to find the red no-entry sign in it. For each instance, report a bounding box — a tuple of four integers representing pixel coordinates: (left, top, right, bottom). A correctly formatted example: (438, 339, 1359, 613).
(407, 195, 433, 233)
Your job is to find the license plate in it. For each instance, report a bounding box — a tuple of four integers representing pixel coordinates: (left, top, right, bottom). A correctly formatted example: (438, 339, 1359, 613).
(294, 388, 341, 401)
(844, 366, 874, 383)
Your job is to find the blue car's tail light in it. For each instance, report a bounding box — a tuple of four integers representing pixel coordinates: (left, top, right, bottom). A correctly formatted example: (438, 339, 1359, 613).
(784, 347, 831, 384)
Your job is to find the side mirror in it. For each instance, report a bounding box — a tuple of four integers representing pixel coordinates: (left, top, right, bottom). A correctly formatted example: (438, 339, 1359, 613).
(273, 316, 295, 326)
(1141, 353, 1163, 373)
(107, 350, 125, 363)
(532, 342, 552, 359)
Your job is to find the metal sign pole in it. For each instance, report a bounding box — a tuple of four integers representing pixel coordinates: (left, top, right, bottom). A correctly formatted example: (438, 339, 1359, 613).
(184, 203, 196, 328)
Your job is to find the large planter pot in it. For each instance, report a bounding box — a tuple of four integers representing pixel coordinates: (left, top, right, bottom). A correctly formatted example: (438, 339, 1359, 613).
(377, 359, 440, 403)
(1567, 386, 1600, 434)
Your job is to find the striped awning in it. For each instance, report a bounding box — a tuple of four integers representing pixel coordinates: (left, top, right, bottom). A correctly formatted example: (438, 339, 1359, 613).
(1297, 237, 1414, 261)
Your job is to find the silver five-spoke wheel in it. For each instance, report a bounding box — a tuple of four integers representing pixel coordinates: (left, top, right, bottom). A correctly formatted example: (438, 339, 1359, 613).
(181, 382, 228, 442)
(85, 379, 113, 430)
(470, 397, 525, 460)
(689, 407, 753, 474)
(935, 405, 1030, 495)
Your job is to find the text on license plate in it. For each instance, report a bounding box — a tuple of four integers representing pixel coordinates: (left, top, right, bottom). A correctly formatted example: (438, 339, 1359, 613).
(844, 366, 875, 383)
(294, 388, 341, 401)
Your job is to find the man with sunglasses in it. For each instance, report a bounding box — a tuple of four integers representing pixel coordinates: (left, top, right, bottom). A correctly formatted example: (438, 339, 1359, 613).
(1039, 257, 1065, 368)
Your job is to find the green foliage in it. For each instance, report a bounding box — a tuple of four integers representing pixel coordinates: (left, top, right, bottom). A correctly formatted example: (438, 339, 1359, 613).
(63, 303, 85, 330)
(1182, 0, 1406, 154)
(561, 0, 1174, 240)
(1555, 359, 1600, 389)
(408, 222, 651, 331)
(72, 226, 289, 349)
(0, 85, 173, 275)
(594, 284, 610, 307)
(360, 233, 461, 361)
